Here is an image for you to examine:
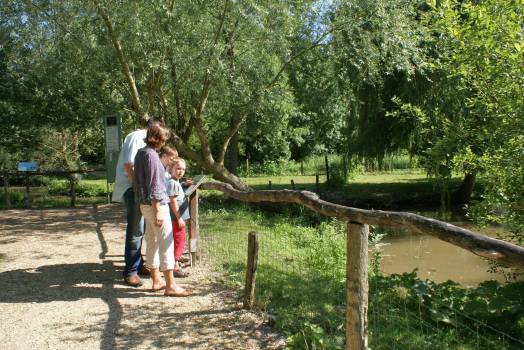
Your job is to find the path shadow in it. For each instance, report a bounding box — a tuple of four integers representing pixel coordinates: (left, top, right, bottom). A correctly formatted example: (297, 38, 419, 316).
(0, 261, 148, 304)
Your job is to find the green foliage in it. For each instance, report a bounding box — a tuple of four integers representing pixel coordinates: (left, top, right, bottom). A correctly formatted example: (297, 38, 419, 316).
(413, 0, 524, 235)
(373, 272, 524, 342)
(201, 201, 524, 349)
(0, 191, 24, 207)
(469, 136, 524, 244)
(333, 0, 429, 161)
(44, 178, 107, 197)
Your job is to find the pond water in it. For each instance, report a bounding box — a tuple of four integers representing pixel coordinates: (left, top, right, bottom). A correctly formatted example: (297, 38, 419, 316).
(378, 219, 508, 288)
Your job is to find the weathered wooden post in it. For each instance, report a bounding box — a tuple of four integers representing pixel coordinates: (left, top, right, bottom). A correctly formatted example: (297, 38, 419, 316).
(189, 189, 200, 265)
(244, 231, 259, 310)
(291, 179, 295, 190)
(3, 172, 10, 209)
(69, 174, 77, 208)
(24, 173, 31, 209)
(346, 221, 369, 350)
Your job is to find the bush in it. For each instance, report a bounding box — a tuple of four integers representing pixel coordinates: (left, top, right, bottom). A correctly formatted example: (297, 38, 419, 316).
(44, 178, 107, 197)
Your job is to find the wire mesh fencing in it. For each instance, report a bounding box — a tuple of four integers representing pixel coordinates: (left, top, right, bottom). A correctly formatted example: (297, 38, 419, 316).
(195, 200, 524, 349)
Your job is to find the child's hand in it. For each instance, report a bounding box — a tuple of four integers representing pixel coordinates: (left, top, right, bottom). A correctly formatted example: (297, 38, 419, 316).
(178, 218, 186, 228)
(184, 179, 193, 186)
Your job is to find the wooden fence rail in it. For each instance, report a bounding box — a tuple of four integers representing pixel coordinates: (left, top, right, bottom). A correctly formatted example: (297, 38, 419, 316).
(1, 169, 103, 208)
(197, 181, 524, 350)
(200, 181, 524, 269)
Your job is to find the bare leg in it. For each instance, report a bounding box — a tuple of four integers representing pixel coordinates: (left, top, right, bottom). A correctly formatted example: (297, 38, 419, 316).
(150, 268, 165, 291)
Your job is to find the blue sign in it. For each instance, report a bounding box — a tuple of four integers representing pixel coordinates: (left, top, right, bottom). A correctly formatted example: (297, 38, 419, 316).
(17, 162, 39, 172)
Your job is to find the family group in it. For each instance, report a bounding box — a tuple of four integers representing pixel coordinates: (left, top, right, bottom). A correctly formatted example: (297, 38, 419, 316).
(112, 118, 192, 297)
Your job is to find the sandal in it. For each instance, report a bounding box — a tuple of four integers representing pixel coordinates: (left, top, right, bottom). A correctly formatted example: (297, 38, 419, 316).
(179, 256, 190, 264)
(173, 268, 189, 278)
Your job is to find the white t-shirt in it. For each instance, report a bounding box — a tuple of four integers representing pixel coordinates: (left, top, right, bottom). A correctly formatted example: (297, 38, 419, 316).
(111, 129, 147, 202)
(166, 178, 190, 220)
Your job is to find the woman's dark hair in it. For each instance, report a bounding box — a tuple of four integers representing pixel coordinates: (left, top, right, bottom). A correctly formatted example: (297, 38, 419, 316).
(146, 123, 170, 149)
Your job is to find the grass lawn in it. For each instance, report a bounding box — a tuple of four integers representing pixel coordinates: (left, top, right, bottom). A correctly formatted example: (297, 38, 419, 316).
(244, 169, 463, 209)
(199, 201, 520, 350)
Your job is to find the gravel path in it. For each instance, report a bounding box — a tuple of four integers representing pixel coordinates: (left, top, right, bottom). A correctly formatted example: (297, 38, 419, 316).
(0, 205, 285, 350)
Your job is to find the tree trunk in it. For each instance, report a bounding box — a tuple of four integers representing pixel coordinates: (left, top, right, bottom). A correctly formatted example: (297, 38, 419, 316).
(208, 161, 248, 191)
(453, 172, 476, 204)
(227, 130, 239, 175)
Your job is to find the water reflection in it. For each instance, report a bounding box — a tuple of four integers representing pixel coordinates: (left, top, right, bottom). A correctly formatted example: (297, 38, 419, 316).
(379, 233, 506, 288)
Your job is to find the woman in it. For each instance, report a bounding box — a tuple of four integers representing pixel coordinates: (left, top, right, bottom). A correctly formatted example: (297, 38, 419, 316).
(133, 122, 191, 297)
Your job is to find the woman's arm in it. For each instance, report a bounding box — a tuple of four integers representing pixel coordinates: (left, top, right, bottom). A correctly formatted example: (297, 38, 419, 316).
(152, 199, 163, 227)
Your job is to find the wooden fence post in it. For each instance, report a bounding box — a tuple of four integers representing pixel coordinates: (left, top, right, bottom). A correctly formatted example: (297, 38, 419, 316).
(24, 173, 31, 209)
(244, 231, 259, 310)
(346, 222, 369, 350)
(3, 173, 10, 209)
(189, 189, 200, 266)
(69, 175, 76, 208)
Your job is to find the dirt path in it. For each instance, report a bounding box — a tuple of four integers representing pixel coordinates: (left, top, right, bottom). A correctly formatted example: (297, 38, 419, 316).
(0, 205, 285, 350)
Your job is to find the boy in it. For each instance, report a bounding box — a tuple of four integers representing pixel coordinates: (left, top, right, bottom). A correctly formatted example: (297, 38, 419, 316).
(166, 158, 191, 277)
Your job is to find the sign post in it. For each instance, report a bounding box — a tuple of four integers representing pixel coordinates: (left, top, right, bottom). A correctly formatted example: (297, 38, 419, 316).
(17, 161, 39, 208)
(103, 115, 122, 203)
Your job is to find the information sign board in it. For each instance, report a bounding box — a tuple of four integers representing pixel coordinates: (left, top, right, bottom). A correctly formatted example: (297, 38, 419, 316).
(104, 115, 122, 183)
(17, 162, 39, 172)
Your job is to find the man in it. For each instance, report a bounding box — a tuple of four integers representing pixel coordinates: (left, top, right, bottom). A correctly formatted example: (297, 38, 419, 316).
(113, 118, 163, 286)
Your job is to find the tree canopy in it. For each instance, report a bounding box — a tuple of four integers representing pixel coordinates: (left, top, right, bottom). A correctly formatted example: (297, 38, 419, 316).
(1, 0, 523, 240)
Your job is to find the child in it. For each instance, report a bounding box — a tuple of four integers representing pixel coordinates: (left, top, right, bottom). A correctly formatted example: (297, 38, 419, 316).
(166, 157, 191, 277)
(158, 146, 178, 176)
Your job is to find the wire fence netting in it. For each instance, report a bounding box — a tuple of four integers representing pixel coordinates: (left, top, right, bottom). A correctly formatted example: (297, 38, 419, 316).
(196, 200, 524, 350)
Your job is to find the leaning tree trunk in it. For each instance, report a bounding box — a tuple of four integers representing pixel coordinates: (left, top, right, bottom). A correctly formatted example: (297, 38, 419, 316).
(227, 131, 239, 175)
(207, 161, 248, 191)
(453, 172, 476, 205)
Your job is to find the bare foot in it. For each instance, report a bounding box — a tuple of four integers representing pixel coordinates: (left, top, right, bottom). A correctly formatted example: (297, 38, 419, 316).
(151, 281, 166, 291)
(164, 286, 192, 297)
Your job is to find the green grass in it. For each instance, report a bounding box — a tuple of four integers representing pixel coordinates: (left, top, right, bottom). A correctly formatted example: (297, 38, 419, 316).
(198, 201, 524, 350)
(244, 170, 461, 209)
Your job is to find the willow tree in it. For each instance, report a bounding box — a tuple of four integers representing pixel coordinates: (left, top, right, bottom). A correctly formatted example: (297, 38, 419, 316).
(422, 0, 524, 230)
(83, 0, 322, 189)
(1, 0, 117, 167)
(332, 0, 429, 168)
